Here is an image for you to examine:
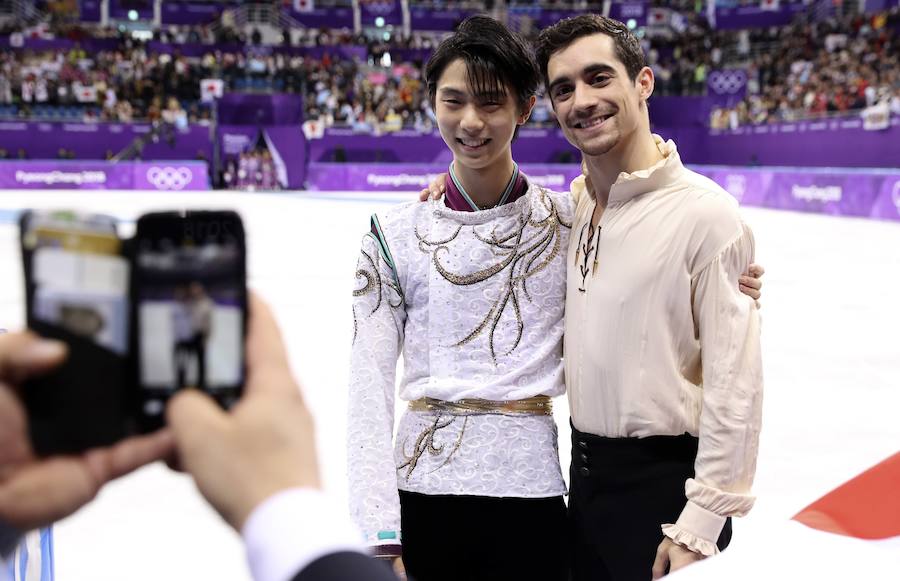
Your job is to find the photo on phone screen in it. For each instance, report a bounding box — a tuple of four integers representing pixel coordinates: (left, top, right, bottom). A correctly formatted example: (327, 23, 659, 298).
(133, 211, 246, 429)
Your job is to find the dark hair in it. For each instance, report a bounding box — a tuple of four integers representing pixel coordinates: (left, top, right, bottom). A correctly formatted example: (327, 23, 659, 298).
(425, 15, 539, 112)
(535, 15, 646, 89)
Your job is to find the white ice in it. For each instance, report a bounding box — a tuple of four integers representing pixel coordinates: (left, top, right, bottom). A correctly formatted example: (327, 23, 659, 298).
(0, 190, 897, 580)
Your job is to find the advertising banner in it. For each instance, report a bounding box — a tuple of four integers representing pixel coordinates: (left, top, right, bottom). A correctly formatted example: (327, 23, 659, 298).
(306, 163, 583, 192)
(0, 161, 209, 190)
(410, 8, 475, 31)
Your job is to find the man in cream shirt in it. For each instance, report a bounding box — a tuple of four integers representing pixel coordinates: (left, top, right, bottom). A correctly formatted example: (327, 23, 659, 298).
(536, 15, 763, 581)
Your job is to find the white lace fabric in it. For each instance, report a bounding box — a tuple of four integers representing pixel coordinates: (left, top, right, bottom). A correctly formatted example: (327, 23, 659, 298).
(348, 184, 574, 546)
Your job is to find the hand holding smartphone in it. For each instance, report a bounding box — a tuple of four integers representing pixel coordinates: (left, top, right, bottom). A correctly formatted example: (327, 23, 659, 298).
(19, 209, 247, 454)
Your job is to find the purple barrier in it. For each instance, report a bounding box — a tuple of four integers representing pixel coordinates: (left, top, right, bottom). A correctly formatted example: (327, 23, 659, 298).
(79, 0, 102, 22)
(162, 1, 236, 25)
(308, 127, 580, 164)
(263, 126, 307, 189)
(864, 0, 899, 13)
(284, 6, 355, 28)
(0, 37, 121, 52)
(306, 162, 900, 223)
(217, 93, 304, 126)
(410, 7, 477, 30)
(391, 48, 434, 63)
(714, 2, 812, 30)
(0, 160, 209, 190)
(219, 125, 260, 157)
(648, 96, 711, 128)
(679, 117, 900, 168)
(306, 162, 583, 192)
(693, 166, 900, 223)
(359, 0, 403, 26)
(0, 121, 213, 161)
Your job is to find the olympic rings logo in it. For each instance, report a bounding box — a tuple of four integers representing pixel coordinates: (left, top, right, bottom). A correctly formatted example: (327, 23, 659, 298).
(146, 166, 193, 190)
(708, 71, 747, 95)
(361, 0, 395, 15)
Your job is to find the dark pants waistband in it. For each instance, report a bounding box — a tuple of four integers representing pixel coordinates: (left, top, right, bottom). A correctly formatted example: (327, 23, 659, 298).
(571, 421, 699, 467)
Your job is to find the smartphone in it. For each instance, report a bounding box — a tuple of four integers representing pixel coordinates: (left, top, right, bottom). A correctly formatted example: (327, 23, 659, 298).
(20, 210, 131, 454)
(131, 211, 247, 432)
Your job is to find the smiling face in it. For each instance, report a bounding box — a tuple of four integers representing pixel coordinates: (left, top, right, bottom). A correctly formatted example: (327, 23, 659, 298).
(546, 33, 652, 159)
(435, 59, 531, 171)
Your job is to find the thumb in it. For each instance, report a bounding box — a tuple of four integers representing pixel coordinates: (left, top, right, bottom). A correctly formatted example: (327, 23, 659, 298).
(166, 389, 229, 463)
(0, 332, 67, 384)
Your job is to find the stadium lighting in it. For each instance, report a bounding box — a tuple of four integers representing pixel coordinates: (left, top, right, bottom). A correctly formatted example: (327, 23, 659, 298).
(128, 9, 138, 21)
(375, 16, 385, 27)
(627, 18, 637, 29)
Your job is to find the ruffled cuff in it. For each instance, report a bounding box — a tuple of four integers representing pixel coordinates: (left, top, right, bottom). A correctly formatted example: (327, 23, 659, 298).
(661, 501, 726, 557)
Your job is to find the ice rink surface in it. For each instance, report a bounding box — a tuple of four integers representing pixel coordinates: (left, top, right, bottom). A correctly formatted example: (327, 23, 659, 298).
(0, 189, 898, 580)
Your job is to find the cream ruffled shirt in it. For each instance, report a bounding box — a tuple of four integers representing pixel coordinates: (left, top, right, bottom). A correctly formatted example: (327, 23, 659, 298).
(565, 137, 763, 556)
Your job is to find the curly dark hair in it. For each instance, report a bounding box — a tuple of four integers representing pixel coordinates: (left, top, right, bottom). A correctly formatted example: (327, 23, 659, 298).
(535, 14, 646, 90)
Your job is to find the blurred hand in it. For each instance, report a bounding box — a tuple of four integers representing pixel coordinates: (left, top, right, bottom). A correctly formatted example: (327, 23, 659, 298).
(167, 293, 320, 531)
(0, 332, 173, 531)
(391, 557, 406, 580)
(651, 537, 705, 579)
(418, 173, 448, 202)
(740, 263, 765, 301)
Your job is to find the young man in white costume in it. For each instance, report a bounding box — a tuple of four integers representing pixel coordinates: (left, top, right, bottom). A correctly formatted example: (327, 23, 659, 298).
(352, 14, 764, 581)
(348, 17, 573, 581)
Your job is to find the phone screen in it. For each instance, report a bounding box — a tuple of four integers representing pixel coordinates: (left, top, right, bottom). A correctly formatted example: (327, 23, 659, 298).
(133, 211, 246, 430)
(20, 210, 131, 454)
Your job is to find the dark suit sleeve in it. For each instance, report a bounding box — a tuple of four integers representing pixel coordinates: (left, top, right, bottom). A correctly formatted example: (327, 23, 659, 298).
(291, 551, 399, 581)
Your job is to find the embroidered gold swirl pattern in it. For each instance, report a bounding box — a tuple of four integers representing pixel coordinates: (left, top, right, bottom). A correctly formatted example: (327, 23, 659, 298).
(352, 247, 403, 344)
(398, 414, 468, 480)
(416, 189, 571, 361)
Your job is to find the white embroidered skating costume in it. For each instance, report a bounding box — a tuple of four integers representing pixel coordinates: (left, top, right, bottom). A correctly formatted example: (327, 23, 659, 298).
(348, 182, 573, 555)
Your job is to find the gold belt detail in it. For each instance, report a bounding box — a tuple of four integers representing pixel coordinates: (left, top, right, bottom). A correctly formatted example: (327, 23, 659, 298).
(408, 395, 552, 416)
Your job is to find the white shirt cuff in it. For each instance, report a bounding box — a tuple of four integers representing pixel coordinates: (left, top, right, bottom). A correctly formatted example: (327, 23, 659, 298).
(242, 488, 366, 581)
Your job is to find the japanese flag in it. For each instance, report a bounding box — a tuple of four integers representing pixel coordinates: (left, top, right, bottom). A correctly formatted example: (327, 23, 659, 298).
(75, 84, 97, 103)
(201, 79, 224, 102)
(294, 0, 315, 12)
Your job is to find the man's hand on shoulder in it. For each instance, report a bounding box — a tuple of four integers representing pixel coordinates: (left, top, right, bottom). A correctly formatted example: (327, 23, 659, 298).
(418, 174, 447, 202)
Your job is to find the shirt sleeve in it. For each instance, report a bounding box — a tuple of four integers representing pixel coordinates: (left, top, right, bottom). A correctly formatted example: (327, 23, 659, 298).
(663, 221, 763, 556)
(347, 231, 406, 555)
(242, 488, 366, 581)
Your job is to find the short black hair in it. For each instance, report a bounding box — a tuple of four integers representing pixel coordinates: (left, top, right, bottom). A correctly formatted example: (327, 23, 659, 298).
(425, 15, 539, 112)
(535, 14, 646, 91)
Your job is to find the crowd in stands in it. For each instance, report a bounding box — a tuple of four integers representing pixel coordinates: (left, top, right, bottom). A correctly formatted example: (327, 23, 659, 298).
(710, 9, 900, 128)
(0, 6, 897, 133)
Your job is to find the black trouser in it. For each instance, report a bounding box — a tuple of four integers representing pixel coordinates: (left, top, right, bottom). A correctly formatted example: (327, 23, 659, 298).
(176, 333, 206, 389)
(399, 490, 568, 581)
(568, 425, 732, 581)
